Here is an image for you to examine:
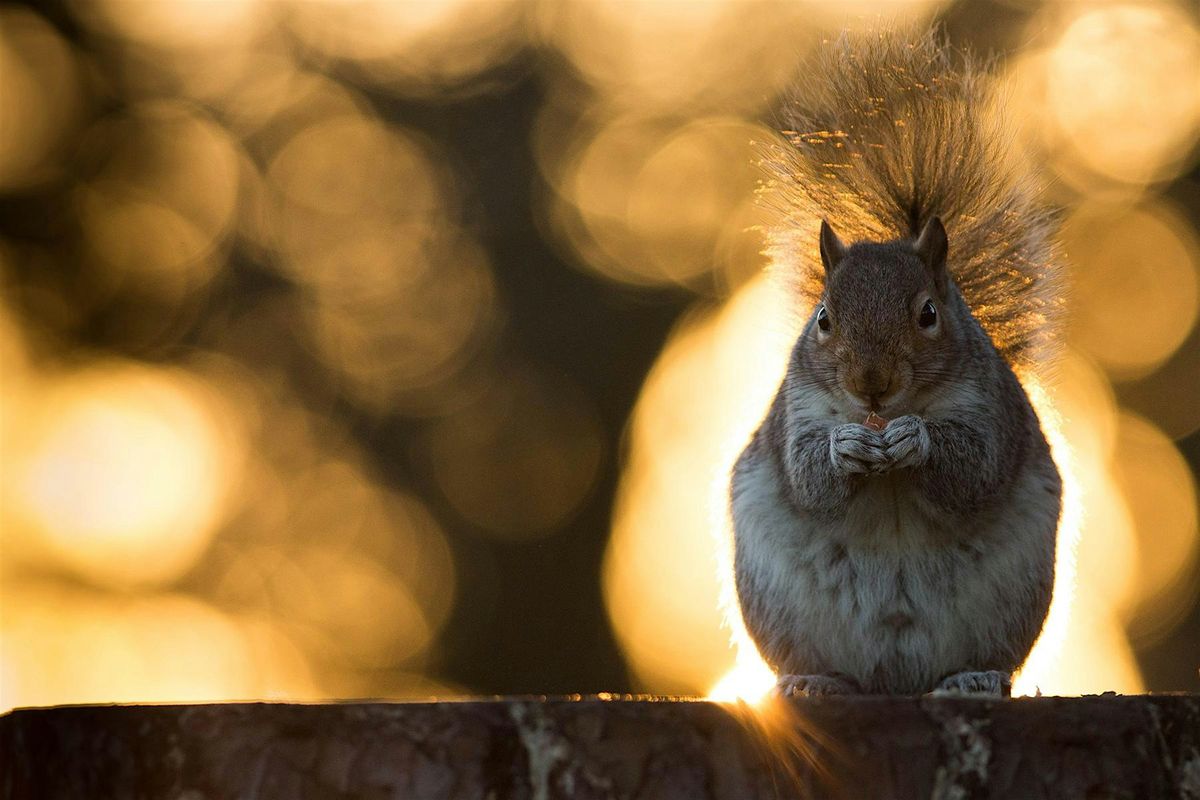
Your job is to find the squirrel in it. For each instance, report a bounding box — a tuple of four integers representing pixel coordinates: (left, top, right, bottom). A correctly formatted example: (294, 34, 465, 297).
(730, 28, 1064, 697)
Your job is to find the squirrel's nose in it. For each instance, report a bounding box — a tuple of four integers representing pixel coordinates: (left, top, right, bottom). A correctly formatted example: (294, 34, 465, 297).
(852, 372, 894, 408)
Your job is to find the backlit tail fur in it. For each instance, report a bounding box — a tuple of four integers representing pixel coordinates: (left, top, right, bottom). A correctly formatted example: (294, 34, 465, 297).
(761, 28, 1063, 369)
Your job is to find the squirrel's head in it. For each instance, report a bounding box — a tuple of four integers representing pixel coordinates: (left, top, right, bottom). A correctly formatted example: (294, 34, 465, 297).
(801, 217, 963, 418)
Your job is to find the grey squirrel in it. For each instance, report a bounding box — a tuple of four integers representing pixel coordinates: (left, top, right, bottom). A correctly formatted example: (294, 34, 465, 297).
(730, 29, 1063, 696)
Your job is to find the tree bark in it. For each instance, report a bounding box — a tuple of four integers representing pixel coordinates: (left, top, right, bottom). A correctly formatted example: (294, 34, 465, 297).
(2, 695, 1198, 799)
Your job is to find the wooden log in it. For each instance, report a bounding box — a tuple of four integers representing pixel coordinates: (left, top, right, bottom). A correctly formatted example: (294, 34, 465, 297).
(2, 695, 1198, 799)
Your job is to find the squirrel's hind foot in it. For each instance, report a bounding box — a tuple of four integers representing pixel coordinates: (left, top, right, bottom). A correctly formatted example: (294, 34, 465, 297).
(931, 670, 1012, 697)
(774, 673, 861, 697)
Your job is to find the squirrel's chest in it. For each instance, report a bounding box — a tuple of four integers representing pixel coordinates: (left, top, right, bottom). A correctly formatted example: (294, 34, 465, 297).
(793, 485, 960, 628)
(833, 474, 943, 544)
(789, 480, 970, 634)
(732, 457, 985, 685)
(791, 536, 975, 692)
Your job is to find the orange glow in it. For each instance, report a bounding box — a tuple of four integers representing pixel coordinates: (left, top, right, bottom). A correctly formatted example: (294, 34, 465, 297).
(707, 652, 776, 706)
(1064, 200, 1200, 380)
(1009, 375, 1142, 696)
(77, 102, 243, 299)
(0, 8, 86, 190)
(603, 274, 793, 696)
(4, 362, 243, 588)
(265, 110, 497, 412)
(545, 116, 773, 288)
(1113, 413, 1199, 644)
(197, 377, 460, 674)
(284, 0, 524, 92)
(283, 547, 436, 668)
(539, 0, 947, 113)
(539, 0, 776, 112)
(1039, 2, 1200, 188)
(0, 584, 315, 712)
(0, 341, 462, 709)
(82, 0, 265, 50)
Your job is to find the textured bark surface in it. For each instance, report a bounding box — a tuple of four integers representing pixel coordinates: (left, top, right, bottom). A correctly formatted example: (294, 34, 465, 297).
(3, 695, 1199, 799)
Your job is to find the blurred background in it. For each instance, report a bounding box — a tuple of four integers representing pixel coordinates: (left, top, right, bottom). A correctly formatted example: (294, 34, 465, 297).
(1, 0, 1198, 711)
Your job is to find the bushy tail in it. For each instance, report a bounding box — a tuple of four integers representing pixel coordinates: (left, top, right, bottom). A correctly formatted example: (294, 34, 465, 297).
(761, 27, 1063, 369)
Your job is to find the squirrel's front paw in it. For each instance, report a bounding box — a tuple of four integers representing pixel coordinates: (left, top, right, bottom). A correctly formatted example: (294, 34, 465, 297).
(829, 424, 888, 474)
(932, 670, 1012, 697)
(882, 415, 931, 469)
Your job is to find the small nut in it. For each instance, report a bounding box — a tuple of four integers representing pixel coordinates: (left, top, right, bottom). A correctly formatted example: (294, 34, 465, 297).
(863, 411, 889, 431)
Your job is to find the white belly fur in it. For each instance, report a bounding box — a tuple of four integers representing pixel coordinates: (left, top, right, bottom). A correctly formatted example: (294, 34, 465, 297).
(732, 447, 1058, 694)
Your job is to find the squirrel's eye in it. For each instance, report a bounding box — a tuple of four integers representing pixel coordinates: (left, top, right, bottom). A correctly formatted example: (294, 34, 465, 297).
(816, 305, 831, 333)
(918, 300, 937, 329)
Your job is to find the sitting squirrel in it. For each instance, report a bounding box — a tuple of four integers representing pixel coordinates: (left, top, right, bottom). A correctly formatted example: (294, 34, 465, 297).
(730, 29, 1064, 696)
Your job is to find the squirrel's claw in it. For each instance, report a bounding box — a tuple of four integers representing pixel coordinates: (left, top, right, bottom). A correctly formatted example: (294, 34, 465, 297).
(931, 670, 1012, 697)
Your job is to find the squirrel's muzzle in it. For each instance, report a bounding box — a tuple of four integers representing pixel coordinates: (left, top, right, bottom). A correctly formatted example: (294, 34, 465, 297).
(848, 365, 895, 409)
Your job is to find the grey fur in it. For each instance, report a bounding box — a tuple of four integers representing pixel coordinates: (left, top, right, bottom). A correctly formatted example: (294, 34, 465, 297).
(761, 28, 1064, 369)
(731, 30, 1062, 695)
(881, 415, 931, 471)
(829, 424, 888, 474)
(775, 673, 860, 698)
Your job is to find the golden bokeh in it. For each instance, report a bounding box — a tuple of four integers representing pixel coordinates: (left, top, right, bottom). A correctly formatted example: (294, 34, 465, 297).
(224, 68, 372, 248)
(68, 0, 282, 106)
(425, 368, 604, 538)
(197, 371, 460, 678)
(0, 583, 316, 709)
(1042, 1, 1200, 188)
(0, 7, 86, 191)
(78, 0, 267, 51)
(77, 102, 243, 300)
(267, 114, 443, 233)
(1053, 404, 1140, 621)
(538, 0, 947, 114)
(538, 0, 797, 114)
(302, 235, 496, 414)
(0, 312, 460, 710)
(265, 110, 497, 412)
(1119, 323, 1200, 440)
(1112, 413, 1199, 645)
(1009, 375, 1147, 696)
(2, 361, 243, 589)
(544, 115, 773, 288)
(1047, 351, 1120, 465)
(0, 284, 31, 407)
(1064, 199, 1200, 379)
(281, 546, 436, 669)
(284, 0, 525, 93)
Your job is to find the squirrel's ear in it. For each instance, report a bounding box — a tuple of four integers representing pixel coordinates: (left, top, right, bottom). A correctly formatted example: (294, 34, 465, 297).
(915, 216, 948, 292)
(819, 220, 847, 274)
